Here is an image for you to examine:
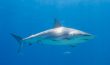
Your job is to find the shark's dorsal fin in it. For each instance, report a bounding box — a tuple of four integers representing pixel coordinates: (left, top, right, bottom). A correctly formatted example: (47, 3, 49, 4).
(54, 19, 62, 28)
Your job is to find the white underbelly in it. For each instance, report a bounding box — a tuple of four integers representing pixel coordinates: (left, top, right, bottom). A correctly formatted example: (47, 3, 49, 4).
(41, 38, 86, 45)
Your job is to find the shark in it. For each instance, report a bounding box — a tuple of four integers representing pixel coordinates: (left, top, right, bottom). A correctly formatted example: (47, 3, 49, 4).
(11, 19, 94, 52)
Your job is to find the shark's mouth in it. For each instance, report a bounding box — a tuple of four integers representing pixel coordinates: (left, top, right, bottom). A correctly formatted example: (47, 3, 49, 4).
(78, 34, 94, 41)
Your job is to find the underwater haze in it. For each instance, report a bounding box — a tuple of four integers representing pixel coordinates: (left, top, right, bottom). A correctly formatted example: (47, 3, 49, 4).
(0, 0, 110, 65)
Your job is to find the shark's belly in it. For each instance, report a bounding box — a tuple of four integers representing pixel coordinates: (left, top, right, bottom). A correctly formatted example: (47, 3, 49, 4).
(41, 38, 87, 45)
(41, 35, 93, 45)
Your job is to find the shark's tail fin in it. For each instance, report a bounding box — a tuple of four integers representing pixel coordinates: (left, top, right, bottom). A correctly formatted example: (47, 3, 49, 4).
(10, 33, 23, 53)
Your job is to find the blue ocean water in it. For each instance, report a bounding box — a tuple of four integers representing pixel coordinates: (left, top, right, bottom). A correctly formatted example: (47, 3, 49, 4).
(0, 0, 110, 65)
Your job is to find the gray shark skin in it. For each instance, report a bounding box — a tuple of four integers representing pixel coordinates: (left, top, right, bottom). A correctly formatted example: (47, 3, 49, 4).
(11, 19, 94, 52)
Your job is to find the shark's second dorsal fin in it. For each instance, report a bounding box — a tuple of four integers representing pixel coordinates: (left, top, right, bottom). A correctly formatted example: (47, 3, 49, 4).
(54, 19, 62, 28)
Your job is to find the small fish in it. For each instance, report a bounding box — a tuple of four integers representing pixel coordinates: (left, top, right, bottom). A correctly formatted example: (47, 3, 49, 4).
(64, 51, 72, 54)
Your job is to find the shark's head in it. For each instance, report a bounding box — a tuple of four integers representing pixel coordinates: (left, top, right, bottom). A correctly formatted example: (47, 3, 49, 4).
(67, 28, 94, 44)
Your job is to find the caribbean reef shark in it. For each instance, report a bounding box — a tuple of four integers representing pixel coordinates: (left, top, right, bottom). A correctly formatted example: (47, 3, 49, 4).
(11, 19, 94, 52)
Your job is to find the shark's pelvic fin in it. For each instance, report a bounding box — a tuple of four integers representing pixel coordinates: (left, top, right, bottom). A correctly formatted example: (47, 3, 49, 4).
(54, 19, 62, 28)
(10, 33, 23, 53)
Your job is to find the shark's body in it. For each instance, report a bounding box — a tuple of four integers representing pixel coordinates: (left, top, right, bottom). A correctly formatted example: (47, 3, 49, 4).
(11, 19, 94, 52)
(23, 27, 93, 46)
